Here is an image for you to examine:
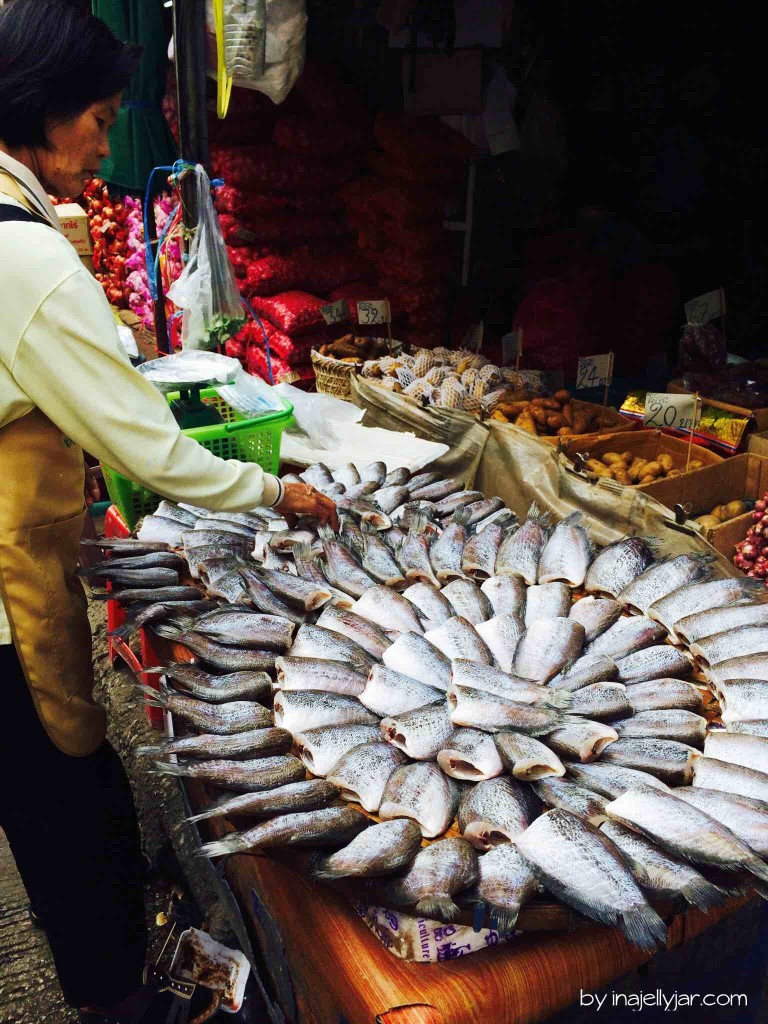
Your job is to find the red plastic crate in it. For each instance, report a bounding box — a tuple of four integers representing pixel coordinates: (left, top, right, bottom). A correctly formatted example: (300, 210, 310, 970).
(103, 504, 164, 730)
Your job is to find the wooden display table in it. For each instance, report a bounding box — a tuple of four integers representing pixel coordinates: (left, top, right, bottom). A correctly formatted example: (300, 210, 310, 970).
(188, 782, 747, 1024)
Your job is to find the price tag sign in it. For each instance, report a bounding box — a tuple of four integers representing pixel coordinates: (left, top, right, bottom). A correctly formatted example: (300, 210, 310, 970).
(357, 299, 390, 326)
(320, 299, 348, 326)
(576, 353, 613, 390)
(684, 288, 724, 325)
(643, 392, 702, 432)
(502, 329, 523, 367)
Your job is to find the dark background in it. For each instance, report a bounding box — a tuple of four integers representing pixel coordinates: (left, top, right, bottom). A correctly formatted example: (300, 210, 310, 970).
(306, 0, 767, 365)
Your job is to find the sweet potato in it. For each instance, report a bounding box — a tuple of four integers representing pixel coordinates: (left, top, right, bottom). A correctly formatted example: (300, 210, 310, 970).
(641, 461, 662, 478)
(491, 410, 509, 422)
(554, 389, 572, 403)
(531, 397, 561, 410)
(557, 426, 575, 437)
(546, 414, 566, 431)
(657, 454, 674, 473)
(561, 403, 574, 426)
(532, 407, 550, 426)
(516, 409, 538, 433)
(602, 452, 624, 466)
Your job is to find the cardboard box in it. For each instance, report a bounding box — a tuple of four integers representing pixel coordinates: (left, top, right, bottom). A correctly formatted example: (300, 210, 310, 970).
(558, 429, 722, 490)
(748, 431, 768, 458)
(55, 202, 92, 256)
(642, 452, 768, 556)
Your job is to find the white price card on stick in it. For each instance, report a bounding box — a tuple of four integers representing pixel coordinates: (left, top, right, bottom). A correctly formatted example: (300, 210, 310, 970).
(320, 299, 348, 326)
(357, 299, 391, 326)
(576, 353, 614, 390)
(684, 288, 724, 325)
(643, 392, 702, 432)
(502, 329, 523, 367)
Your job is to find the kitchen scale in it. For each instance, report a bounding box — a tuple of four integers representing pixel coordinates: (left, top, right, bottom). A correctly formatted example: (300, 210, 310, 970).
(137, 351, 242, 429)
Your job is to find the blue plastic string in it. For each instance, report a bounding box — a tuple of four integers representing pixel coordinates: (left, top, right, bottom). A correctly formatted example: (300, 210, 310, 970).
(241, 296, 274, 385)
(143, 160, 195, 300)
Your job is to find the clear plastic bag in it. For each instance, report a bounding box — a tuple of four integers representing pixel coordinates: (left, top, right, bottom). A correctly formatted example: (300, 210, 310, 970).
(205, 0, 306, 105)
(167, 165, 246, 350)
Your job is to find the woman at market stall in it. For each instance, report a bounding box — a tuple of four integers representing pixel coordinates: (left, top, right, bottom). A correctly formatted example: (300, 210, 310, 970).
(0, 3, 337, 1022)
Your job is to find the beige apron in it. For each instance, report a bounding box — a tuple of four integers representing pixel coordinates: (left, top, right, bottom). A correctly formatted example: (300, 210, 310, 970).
(0, 408, 106, 756)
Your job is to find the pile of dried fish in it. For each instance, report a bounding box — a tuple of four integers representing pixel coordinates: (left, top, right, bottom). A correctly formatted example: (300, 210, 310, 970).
(82, 461, 768, 952)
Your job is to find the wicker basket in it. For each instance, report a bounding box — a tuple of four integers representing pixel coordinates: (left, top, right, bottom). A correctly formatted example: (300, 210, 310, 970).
(311, 348, 360, 400)
(312, 340, 403, 400)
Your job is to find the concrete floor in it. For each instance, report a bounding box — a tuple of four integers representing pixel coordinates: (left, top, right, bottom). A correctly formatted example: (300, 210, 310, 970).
(0, 834, 78, 1024)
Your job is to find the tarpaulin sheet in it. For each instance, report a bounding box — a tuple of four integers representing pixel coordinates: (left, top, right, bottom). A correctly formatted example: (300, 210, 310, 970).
(349, 381, 738, 573)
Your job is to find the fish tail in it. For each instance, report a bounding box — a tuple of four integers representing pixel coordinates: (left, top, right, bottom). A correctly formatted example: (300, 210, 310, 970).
(692, 552, 717, 566)
(470, 900, 487, 933)
(747, 878, 768, 902)
(137, 683, 167, 708)
(150, 622, 182, 641)
(681, 876, 730, 911)
(527, 501, 551, 526)
(618, 904, 667, 952)
(745, 856, 768, 887)
(452, 507, 472, 527)
(317, 523, 337, 543)
(150, 760, 188, 778)
(415, 895, 460, 921)
(89, 590, 114, 601)
(307, 851, 336, 882)
(293, 540, 313, 562)
(197, 834, 248, 858)
(543, 689, 573, 711)
(558, 511, 584, 528)
(187, 808, 216, 824)
(489, 906, 520, 934)
(108, 618, 137, 641)
(133, 742, 167, 758)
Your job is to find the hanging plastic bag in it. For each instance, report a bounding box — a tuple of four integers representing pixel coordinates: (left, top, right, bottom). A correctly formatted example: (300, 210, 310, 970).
(167, 165, 246, 350)
(205, 0, 306, 107)
(208, 0, 267, 117)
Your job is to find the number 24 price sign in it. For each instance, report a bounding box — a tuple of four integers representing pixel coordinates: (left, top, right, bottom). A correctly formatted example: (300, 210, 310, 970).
(576, 353, 614, 390)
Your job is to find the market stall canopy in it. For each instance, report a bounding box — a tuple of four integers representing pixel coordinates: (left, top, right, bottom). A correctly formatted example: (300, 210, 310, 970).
(93, 0, 176, 192)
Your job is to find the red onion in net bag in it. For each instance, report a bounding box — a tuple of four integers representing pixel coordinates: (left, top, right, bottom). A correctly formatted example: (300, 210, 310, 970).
(250, 291, 327, 336)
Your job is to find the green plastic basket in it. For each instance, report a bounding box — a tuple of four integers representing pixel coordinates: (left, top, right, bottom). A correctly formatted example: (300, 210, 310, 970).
(102, 388, 294, 530)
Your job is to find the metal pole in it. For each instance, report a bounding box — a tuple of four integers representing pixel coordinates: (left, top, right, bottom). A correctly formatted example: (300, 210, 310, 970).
(173, 0, 209, 224)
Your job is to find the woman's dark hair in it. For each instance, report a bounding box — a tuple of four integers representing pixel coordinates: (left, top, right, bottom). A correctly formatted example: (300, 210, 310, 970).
(0, 0, 142, 147)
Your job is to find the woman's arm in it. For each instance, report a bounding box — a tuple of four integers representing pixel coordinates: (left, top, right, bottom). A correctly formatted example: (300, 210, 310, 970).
(12, 266, 283, 512)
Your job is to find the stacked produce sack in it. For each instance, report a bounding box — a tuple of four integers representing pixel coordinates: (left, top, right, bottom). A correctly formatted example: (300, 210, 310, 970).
(209, 66, 379, 381)
(340, 114, 474, 349)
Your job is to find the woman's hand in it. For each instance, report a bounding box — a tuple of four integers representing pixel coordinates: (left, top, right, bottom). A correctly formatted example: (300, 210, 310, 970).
(275, 481, 339, 531)
(84, 465, 101, 507)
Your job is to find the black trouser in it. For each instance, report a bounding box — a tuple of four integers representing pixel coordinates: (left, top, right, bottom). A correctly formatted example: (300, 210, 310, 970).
(0, 643, 148, 1009)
